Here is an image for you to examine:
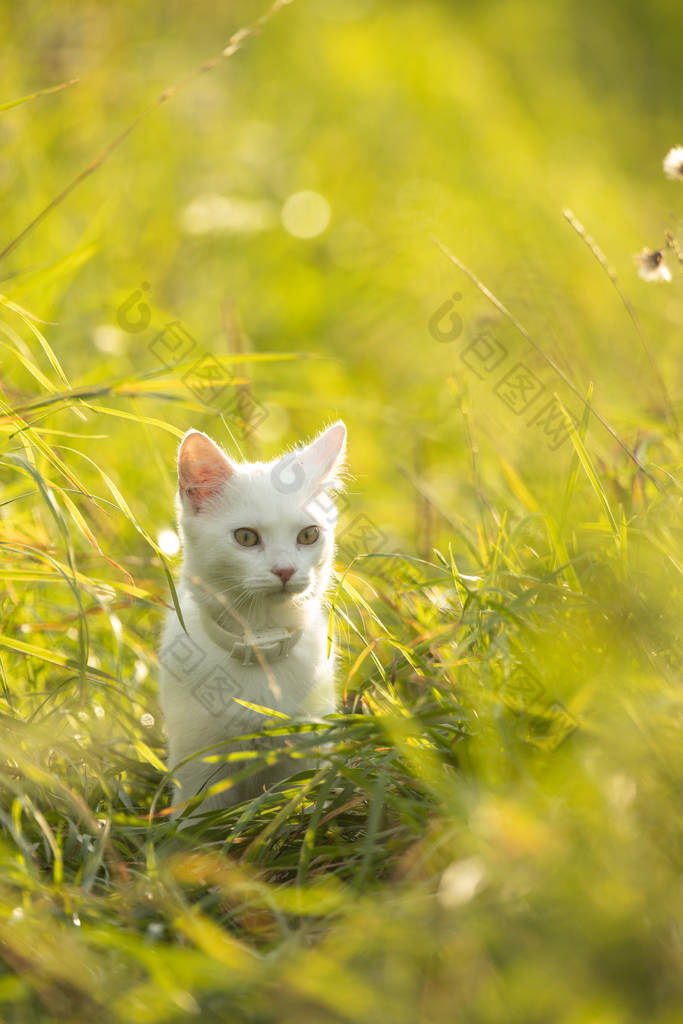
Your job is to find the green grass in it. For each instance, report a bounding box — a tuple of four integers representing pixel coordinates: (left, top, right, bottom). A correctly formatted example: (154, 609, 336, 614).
(0, 0, 682, 1020)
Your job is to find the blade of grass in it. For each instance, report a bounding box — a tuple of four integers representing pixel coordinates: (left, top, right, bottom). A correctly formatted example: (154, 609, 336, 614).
(0, 0, 296, 265)
(432, 235, 663, 490)
(0, 78, 79, 114)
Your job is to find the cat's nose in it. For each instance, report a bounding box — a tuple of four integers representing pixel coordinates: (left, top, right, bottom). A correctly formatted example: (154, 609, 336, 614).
(271, 566, 295, 585)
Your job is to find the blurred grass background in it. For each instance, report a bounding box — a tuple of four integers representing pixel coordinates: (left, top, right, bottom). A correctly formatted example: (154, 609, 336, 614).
(0, 0, 681, 1020)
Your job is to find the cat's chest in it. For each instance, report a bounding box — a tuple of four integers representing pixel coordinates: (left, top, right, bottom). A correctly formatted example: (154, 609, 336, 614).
(193, 628, 328, 719)
(160, 599, 334, 733)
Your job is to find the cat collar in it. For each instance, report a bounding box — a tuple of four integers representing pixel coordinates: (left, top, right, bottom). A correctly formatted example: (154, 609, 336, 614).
(200, 610, 303, 665)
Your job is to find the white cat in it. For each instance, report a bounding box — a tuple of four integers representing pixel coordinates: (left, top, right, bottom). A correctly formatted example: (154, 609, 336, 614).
(158, 421, 347, 818)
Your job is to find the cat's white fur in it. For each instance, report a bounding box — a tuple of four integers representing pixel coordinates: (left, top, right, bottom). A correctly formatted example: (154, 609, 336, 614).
(159, 421, 346, 817)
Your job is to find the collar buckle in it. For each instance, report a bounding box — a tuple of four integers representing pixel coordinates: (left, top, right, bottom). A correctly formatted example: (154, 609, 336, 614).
(234, 628, 300, 665)
(199, 608, 302, 664)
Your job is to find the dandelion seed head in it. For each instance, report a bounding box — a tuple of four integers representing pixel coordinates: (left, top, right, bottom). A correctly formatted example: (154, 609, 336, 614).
(634, 248, 672, 283)
(663, 145, 683, 180)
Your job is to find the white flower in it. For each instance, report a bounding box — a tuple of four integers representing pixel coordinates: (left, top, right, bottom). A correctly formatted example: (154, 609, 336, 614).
(634, 248, 672, 282)
(663, 145, 683, 180)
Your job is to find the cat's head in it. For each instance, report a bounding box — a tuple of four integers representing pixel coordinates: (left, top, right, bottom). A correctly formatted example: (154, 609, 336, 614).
(176, 422, 347, 611)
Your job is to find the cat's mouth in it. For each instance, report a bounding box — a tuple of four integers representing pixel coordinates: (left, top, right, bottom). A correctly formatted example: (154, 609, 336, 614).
(267, 578, 309, 598)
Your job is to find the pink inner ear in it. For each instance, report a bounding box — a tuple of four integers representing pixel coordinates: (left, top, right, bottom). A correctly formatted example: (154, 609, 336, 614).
(178, 432, 233, 514)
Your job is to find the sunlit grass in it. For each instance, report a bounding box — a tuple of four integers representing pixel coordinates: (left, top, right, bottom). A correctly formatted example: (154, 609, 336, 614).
(0, 0, 682, 1020)
(1, 302, 680, 1017)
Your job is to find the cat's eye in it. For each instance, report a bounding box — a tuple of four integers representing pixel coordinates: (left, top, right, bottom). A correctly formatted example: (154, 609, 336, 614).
(234, 528, 260, 547)
(297, 525, 319, 546)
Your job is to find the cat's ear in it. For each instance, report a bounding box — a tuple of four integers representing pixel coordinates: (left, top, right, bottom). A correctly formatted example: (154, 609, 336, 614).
(271, 421, 347, 497)
(300, 420, 347, 490)
(178, 430, 234, 514)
